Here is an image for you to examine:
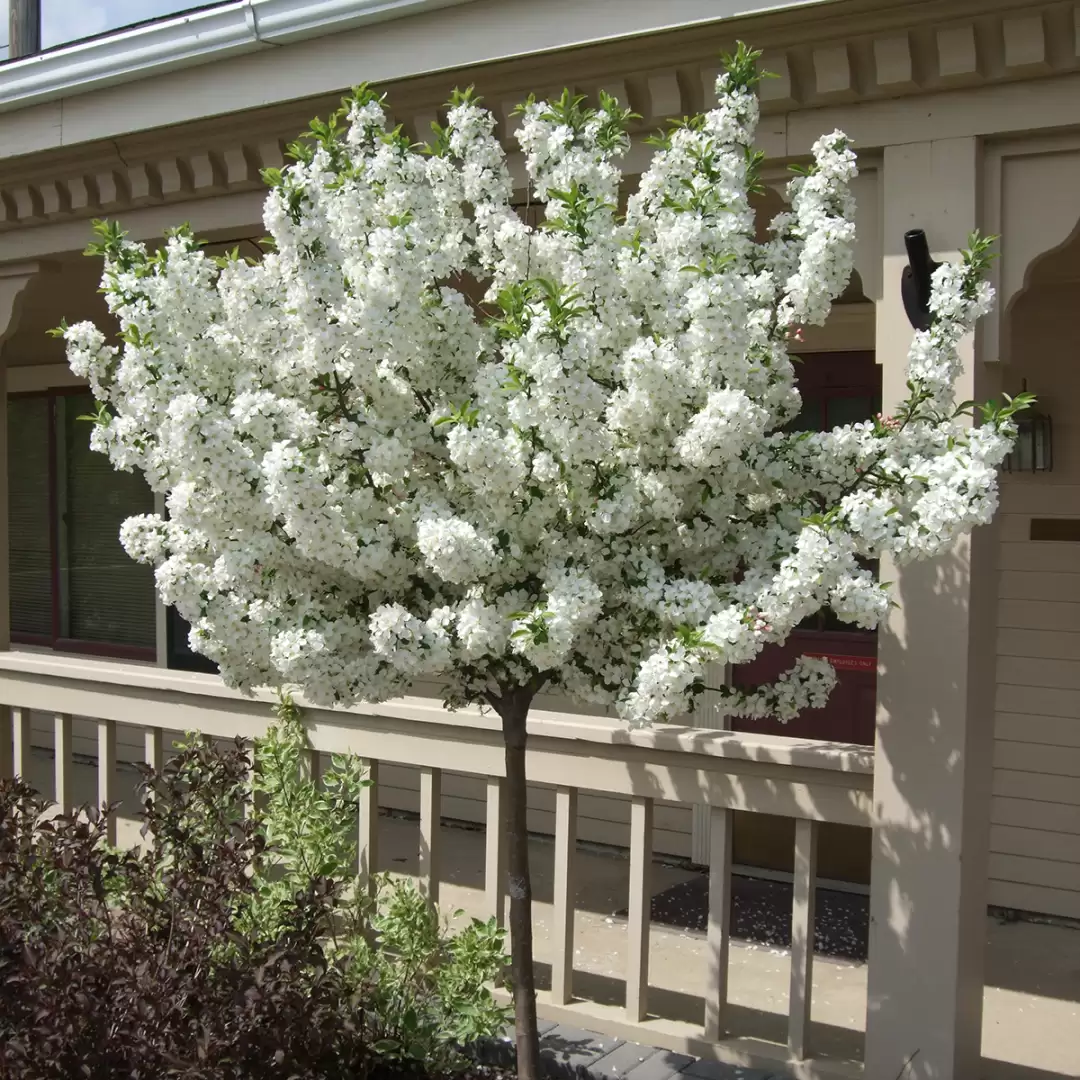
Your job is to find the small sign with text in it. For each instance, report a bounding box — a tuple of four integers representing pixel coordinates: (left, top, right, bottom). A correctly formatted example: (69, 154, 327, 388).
(806, 652, 876, 673)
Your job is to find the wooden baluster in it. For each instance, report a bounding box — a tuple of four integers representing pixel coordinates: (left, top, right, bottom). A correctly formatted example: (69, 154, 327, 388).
(551, 786, 578, 1005)
(704, 804, 733, 1039)
(0, 707, 10, 779)
(788, 817, 819, 1060)
(484, 777, 506, 926)
(97, 718, 117, 845)
(626, 794, 654, 1022)
(5, 706, 27, 779)
(418, 767, 442, 904)
(140, 727, 165, 848)
(242, 740, 259, 820)
(358, 758, 380, 892)
(302, 746, 322, 786)
(54, 713, 72, 815)
(11, 707, 30, 779)
(144, 726, 163, 775)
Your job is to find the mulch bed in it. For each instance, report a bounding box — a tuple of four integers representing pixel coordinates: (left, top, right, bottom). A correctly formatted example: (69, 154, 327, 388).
(617, 872, 869, 962)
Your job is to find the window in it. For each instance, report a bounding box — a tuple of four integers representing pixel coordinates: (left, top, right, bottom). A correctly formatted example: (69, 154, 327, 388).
(786, 393, 880, 434)
(8, 389, 156, 659)
(166, 604, 218, 674)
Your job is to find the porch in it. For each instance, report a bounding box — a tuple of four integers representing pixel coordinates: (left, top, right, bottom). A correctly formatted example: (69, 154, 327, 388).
(1, 2, 1080, 1078)
(1, 650, 1076, 1080)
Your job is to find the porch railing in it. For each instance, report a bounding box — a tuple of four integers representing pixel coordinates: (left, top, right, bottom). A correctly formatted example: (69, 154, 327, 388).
(0, 651, 872, 1080)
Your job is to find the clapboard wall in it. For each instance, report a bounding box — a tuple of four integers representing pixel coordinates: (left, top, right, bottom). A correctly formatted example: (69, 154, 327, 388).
(991, 279, 1080, 920)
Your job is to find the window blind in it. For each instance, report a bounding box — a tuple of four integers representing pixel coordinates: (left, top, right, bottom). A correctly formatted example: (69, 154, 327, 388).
(58, 393, 156, 649)
(8, 396, 52, 638)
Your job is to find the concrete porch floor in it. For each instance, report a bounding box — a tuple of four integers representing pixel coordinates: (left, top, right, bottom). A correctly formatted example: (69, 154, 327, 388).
(20, 752, 1080, 1080)
(375, 815, 1080, 1080)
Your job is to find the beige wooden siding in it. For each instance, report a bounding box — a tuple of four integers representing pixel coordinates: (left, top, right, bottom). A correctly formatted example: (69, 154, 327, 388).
(377, 764, 692, 858)
(991, 284, 1080, 920)
(29, 711, 147, 763)
(993, 513, 1080, 919)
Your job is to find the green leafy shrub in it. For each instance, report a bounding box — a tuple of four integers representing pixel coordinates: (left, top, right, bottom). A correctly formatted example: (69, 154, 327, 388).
(0, 711, 509, 1079)
(361, 876, 509, 1070)
(243, 696, 370, 944)
(249, 698, 511, 1069)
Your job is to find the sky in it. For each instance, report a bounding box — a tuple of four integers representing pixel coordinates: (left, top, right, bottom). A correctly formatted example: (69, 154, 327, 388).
(1, 1, 219, 53)
(41, 0, 214, 48)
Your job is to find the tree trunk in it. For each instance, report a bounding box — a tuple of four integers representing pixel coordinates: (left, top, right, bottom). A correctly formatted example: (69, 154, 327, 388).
(493, 687, 540, 1080)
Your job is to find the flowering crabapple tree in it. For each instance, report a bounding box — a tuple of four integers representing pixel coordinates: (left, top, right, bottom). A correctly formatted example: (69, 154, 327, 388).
(62, 44, 1024, 1076)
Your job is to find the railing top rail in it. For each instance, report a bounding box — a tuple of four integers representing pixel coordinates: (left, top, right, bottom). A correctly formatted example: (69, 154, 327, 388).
(0, 649, 874, 778)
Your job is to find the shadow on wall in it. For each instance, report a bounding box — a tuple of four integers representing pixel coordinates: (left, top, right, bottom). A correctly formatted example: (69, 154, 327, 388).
(600, 524, 1080, 1076)
(869, 536, 992, 1064)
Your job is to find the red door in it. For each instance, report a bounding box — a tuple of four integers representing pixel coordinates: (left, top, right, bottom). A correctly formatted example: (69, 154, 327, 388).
(731, 351, 881, 747)
(731, 629, 877, 744)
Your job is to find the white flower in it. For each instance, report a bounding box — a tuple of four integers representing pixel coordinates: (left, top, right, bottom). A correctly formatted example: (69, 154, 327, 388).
(369, 603, 428, 674)
(457, 594, 508, 659)
(619, 643, 701, 728)
(416, 514, 497, 585)
(717, 656, 838, 723)
(62, 68, 1011, 727)
(676, 389, 768, 468)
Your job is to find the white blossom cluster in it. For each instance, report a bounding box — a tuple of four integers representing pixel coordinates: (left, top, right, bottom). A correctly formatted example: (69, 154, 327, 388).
(712, 655, 838, 724)
(64, 53, 1017, 727)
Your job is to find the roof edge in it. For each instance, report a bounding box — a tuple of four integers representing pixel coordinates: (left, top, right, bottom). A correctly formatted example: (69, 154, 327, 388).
(0, 0, 476, 113)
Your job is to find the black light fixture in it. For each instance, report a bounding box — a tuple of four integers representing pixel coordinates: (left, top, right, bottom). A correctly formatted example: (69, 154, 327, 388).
(1004, 380, 1053, 473)
(900, 229, 940, 331)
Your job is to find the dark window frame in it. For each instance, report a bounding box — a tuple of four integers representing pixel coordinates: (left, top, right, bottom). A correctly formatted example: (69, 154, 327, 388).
(9, 386, 157, 663)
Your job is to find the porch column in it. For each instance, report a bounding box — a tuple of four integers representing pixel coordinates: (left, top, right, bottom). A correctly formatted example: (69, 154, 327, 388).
(865, 140, 999, 1080)
(0, 263, 42, 651)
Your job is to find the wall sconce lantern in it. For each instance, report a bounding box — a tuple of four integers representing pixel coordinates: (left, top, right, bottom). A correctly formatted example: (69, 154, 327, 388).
(1005, 382, 1053, 473)
(899, 233, 1053, 474)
